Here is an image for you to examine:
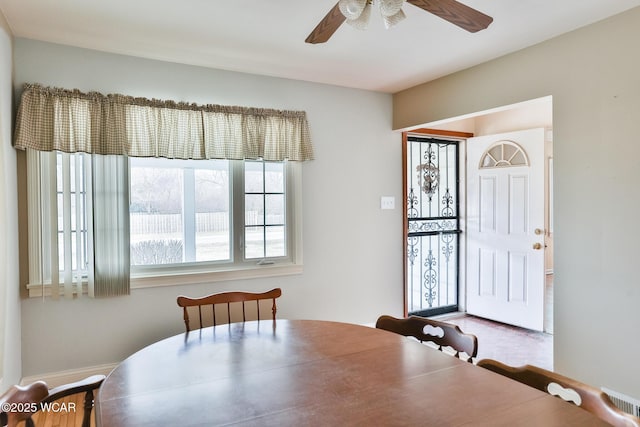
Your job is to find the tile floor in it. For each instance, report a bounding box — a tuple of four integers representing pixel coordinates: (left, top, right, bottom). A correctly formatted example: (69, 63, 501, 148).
(437, 312, 553, 370)
(430, 273, 555, 370)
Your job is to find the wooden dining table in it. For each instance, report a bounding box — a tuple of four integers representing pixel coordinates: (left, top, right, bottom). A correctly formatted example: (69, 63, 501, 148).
(96, 319, 609, 426)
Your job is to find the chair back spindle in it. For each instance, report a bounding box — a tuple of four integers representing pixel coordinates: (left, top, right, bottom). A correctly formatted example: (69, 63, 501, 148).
(177, 288, 282, 332)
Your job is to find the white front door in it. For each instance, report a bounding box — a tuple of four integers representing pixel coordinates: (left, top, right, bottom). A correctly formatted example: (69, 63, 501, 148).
(466, 128, 545, 331)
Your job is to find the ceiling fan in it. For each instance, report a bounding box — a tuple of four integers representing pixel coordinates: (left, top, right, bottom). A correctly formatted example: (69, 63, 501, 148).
(305, 0, 493, 44)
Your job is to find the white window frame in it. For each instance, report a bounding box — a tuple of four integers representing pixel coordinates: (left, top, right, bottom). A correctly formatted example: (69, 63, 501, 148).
(130, 158, 304, 288)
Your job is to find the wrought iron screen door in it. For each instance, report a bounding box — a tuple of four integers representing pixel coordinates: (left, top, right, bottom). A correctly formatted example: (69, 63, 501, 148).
(405, 136, 460, 316)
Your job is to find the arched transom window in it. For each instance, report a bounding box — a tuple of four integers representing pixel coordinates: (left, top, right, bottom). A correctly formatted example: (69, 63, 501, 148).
(479, 140, 529, 168)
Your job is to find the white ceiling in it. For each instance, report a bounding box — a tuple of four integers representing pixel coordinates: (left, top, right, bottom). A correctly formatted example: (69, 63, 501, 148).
(1, 0, 640, 93)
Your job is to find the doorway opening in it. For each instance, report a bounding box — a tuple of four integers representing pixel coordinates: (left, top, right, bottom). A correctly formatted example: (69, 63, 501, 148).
(403, 96, 553, 335)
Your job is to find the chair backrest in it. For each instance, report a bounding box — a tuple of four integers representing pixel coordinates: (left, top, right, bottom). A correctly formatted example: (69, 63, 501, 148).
(477, 359, 640, 427)
(0, 375, 104, 427)
(0, 381, 48, 427)
(375, 315, 478, 362)
(177, 288, 282, 332)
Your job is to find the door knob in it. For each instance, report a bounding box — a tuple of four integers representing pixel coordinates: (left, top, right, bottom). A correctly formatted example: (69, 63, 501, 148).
(533, 243, 543, 250)
(534, 228, 544, 235)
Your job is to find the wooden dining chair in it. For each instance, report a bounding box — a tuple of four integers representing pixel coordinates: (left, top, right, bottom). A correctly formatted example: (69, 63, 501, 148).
(477, 359, 640, 427)
(0, 381, 48, 427)
(375, 315, 478, 362)
(177, 288, 282, 332)
(0, 375, 105, 427)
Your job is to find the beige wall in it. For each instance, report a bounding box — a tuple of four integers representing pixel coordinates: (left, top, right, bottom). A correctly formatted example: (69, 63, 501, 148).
(0, 11, 21, 390)
(417, 97, 552, 137)
(473, 98, 552, 137)
(394, 7, 640, 398)
(15, 39, 403, 377)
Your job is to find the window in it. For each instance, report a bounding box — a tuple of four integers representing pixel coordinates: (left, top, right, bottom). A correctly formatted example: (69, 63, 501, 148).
(55, 152, 91, 276)
(129, 158, 232, 265)
(20, 84, 311, 297)
(27, 150, 95, 297)
(129, 157, 294, 274)
(479, 140, 529, 168)
(244, 160, 286, 260)
(27, 152, 301, 296)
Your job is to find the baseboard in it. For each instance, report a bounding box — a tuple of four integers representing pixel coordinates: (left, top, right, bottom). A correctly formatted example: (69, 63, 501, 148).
(21, 363, 117, 388)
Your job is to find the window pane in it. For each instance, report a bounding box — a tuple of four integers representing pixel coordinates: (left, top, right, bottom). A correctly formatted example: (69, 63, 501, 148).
(130, 163, 184, 265)
(127, 158, 291, 268)
(512, 151, 526, 165)
(265, 194, 284, 225)
(58, 233, 64, 271)
(70, 196, 77, 230)
(56, 154, 63, 192)
(71, 232, 77, 271)
(265, 162, 284, 193)
(503, 143, 517, 161)
(69, 155, 77, 192)
(266, 226, 285, 257)
(57, 193, 64, 230)
(245, 161, 263, 193)
(79, 230, 88, 271)
(54, 152, 89, 277)
(245, 226, 265, 259)
(194, 164, 231, 262)
(57, 232, 85, 272)
(244, 160, 287, 260)
(245, 194, 264, 226)
(488, 145, 502, 161)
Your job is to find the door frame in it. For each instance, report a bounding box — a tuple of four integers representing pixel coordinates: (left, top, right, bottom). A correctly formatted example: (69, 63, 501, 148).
(402, 128, 473, 316)
(403, 128, 551, 324)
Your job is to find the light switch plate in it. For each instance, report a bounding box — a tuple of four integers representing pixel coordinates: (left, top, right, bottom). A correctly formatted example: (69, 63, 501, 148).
(380, 196, 395, 210)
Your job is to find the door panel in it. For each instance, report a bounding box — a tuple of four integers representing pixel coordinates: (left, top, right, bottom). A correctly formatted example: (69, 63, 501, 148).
(479, 177, 496, 232)
(405, 137, 460, 316)
(508, 252, 527, 302)
(510, 175, 528, 234)
(467, 128, 545, 331)
(478, 249, 496, 296)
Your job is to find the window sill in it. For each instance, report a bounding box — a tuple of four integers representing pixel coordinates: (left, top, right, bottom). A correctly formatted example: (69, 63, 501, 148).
(131, 262, 303, 289)
(26, 263, 303, 298)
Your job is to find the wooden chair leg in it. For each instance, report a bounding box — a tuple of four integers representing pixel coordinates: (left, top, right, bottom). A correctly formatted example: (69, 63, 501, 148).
(81, 390, 94, 427)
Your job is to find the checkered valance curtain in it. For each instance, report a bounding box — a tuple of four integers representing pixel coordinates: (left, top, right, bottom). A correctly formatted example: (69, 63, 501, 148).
(14, 83, 314, 161)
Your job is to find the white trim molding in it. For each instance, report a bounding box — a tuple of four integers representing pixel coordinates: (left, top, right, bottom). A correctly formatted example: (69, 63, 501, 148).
(20, 363, 117, 388)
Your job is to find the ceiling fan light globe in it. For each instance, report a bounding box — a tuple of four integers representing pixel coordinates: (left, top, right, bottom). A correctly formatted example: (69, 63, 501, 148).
(382, 8, 406, 29)
(346, 2, 372, 30)
(339, 0, 367, 20)
(379, 0, 405, 17)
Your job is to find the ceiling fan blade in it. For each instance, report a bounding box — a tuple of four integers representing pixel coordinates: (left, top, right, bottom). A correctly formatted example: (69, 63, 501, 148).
(407, 0, 493, 33)
(305, 2, 347, 44)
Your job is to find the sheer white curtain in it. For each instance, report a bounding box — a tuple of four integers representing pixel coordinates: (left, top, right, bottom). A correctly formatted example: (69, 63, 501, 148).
(27, 150, 89, 297)
(27, 150, 129, 298)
